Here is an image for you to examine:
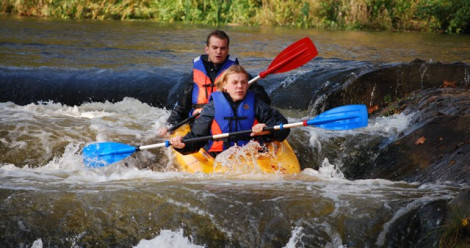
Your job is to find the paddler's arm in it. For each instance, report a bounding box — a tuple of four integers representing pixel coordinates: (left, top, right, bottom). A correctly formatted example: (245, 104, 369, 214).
(166, 74, 194, 127)
(253, 98, 290, 142)
(159, 75, 194, 137)
(248, 81, 271, 105)
(171, 101, 215, 155)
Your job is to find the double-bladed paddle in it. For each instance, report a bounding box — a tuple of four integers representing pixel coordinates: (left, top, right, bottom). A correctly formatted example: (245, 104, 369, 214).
(255, 36, 318, 81)
(83, 104, 368, 167)
(167, 37, 318, 133)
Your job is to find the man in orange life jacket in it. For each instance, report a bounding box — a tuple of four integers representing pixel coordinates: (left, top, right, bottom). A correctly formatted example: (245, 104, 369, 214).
(170, 65, 289, 158)
(159, 30, 270, 136)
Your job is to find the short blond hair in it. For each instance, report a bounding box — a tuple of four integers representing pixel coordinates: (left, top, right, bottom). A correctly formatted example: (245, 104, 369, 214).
(216, 65, 249, 90)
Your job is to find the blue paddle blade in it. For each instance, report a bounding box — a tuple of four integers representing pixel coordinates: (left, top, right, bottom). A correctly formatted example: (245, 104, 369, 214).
(307, 105, 368, 130)
(82, 142, 137, 167)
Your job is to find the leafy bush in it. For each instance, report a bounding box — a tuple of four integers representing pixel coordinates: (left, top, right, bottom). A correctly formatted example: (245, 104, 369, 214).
(417, 0, 470, 33)
(1, 0, 469, 33)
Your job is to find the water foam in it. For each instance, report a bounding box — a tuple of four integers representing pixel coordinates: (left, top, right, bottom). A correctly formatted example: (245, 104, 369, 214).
(134, 229, 205, 248)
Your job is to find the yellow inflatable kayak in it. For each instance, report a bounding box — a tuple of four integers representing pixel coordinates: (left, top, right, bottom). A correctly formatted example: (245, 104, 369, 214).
(171, 125, 301, 174)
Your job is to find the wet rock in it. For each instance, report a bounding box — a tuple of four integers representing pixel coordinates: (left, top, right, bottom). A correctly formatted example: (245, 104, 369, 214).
(448, 190, 470, 219)
(356, 88, 470, 184)
(321, 59, 469, 113)
(270, 59, 374, 113)
(321, 60, 470, 184)
(0, 67, 179, 107)
(383, 200, 447, 248)
(281, 59, 470, 185)
(444, 189, 470, 247)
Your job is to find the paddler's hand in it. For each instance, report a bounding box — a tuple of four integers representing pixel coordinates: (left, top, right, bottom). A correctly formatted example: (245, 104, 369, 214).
(250, 123, 270, 137)
(170, 135, 186, 149)
(193, 108, 202, 115)
(157, 126, 169, 137)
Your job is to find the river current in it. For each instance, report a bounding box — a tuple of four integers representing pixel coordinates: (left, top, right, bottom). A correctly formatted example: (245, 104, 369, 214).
(1, 16, 470, 247)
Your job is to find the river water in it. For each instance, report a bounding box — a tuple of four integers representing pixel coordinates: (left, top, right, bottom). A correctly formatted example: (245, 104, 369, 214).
(1, 16, 470, 247)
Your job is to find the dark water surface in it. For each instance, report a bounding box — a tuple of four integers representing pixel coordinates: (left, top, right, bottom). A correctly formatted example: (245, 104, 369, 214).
(1, 15, 469, 247)
(2, 15, 470, 69)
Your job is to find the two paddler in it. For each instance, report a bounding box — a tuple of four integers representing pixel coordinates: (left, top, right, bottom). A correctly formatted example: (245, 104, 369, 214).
(158, 30, 271, 136)
(158, 30, 288, 157)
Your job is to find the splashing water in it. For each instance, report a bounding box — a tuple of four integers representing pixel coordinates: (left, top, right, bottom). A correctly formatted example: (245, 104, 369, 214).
(134, 229, 205, 248)
(214, 141, 270, 175)
(0, 99, 465, 248)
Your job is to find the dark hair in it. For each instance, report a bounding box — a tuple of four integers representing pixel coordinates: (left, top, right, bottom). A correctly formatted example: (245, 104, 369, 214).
(206, 30, 230, 47)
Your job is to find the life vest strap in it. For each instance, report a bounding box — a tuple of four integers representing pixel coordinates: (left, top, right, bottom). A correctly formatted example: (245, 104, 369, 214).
(192, 103, 206, 109)
(223, 116, 248, 121)
(202, 83, 215, 88)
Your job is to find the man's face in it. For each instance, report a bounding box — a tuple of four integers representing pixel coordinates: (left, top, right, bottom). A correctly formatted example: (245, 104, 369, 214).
(205, 36, 229, 65)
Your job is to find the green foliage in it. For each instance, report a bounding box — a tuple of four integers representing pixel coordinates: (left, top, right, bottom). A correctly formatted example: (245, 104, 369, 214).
(2, 0, 469, 33)
(316, 0, 343, 28)
(417, 0, 470, 33)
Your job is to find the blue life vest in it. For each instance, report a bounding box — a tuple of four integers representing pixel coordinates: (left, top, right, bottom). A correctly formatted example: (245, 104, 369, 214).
(206, 91, 257, 152)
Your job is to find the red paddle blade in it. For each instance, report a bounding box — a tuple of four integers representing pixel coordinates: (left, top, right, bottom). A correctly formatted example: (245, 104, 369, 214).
(259, 37, 318, 78)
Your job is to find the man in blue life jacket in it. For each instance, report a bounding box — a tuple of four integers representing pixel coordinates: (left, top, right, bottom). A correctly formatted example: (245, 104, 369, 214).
(159, 30, 270, 136)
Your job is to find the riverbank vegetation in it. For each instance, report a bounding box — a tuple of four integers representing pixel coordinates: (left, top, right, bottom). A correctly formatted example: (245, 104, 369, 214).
(2, 0, 469, 33)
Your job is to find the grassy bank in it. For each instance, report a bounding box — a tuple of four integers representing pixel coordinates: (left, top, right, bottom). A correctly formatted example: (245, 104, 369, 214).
(2, 0, 469, 33)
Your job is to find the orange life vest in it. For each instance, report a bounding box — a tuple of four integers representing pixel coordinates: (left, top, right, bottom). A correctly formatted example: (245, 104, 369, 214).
(190, 55, 238, 116)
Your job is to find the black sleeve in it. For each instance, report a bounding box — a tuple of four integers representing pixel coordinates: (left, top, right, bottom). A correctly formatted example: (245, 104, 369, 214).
(174, 101, 215, 155)
(166, 74, 194, 127)
(255, 99, 290, 142)
(249, 82, 271, 105)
